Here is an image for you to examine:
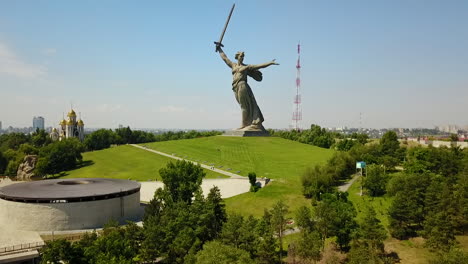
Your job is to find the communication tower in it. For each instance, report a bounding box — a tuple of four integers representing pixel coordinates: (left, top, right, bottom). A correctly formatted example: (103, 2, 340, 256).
(292, 43, 302, 131)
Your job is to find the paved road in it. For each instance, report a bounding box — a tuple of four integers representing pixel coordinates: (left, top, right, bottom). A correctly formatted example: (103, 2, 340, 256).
(130, 144, 247, 179)
(338, 174, 360, 192)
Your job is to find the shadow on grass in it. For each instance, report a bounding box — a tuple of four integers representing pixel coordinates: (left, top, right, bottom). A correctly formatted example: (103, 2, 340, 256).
(44, 160, 95, 179)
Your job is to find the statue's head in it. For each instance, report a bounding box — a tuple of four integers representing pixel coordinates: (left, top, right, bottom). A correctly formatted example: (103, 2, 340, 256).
(235, 51, 245, 63)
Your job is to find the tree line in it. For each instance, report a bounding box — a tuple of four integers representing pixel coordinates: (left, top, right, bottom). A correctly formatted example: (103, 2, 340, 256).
(84, 127, 221, 151)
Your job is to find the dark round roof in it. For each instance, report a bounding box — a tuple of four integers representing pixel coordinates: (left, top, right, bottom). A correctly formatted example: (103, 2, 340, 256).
(0, 178, 140, 202)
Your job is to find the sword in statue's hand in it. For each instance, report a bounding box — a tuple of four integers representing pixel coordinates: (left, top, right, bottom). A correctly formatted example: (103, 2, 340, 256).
(214, 3, 235, 52)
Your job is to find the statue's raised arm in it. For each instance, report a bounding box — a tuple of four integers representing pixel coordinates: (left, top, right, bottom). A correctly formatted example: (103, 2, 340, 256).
(249, 59, 279, 70)
(217, 46, 234, 68)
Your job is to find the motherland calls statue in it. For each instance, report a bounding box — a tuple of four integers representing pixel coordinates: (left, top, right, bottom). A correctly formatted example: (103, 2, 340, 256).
(214, 4, 279, 133)
(216, 46, 278, 131)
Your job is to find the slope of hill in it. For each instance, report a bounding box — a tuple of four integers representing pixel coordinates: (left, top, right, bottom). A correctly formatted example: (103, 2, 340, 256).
(144, 136, 334, 216)
(63, 145, 227, 181)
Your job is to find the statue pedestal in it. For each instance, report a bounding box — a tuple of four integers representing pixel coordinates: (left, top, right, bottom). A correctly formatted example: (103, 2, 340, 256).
(223, 130, 270, 137)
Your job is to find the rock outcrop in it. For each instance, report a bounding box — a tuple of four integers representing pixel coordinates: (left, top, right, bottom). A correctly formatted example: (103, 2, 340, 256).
(16, 155, 38, 181)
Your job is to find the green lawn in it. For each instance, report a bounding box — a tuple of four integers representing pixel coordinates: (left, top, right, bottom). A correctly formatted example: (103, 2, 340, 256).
(144, 136, 334, 216)
(62, 145, 227, 181)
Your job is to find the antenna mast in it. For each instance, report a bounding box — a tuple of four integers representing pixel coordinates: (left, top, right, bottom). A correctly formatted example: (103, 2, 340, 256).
(292, 43, 302, 131)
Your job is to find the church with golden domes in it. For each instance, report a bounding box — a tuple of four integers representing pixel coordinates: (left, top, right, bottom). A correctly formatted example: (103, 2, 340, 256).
(50, 109, 85, 142)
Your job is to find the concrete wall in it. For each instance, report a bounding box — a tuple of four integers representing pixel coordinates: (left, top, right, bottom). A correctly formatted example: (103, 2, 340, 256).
(0, 192, 141, 231)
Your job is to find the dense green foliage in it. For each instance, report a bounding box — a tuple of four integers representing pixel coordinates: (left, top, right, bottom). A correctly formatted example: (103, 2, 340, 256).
(362, 164, 388, 197)
(36, 138, 84, 176)
(84, 127, 221, 151)
(142, 160, 227, 263)
(195, 241, 253, 264)
(348, 207, 388, 264)
(41, 222, 142, 264)
(0, 130, 53, 176)
(301, 151, 354, 199)
(387, 146, 468, 253)
(270, 124, 338, 148)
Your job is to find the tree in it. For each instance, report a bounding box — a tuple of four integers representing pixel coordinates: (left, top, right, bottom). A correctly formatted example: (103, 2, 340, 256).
(293, 230, 323, 263)
(256, 209, 279, 264)
(301, 165, 334, 200)
(206, 186, 227, 238)
(423, 180, 460, 252)
(359, 207, 386, 253)
(270, 200, 289, 260)
(248, 172, 260, 192)
(195, 241, 253, 264)
(35, 138, 84, 176)
(84, 129, 117, 150)
(379, 131, 400, 157)
(362, 164, 388, 196)
(142, 161, 226, 263)
(313, 192, 357, 251)
(0, 151, 7, 174)
(159, 160, 205, 204)
(40, 239, 81, 264)
(388, 173, 431, 239)
(31, 129, 52, 147)
(0, 133, 30, 151)
(348, 207, 387, 264)
(335, 138, 357, 151)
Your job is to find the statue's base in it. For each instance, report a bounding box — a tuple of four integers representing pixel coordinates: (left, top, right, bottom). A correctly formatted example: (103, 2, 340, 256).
(223, 130, 270, 137)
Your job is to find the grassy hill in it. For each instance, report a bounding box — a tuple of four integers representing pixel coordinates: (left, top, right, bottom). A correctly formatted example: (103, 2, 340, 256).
(143, 136, 334, 216)
(62, 145, 227, 181)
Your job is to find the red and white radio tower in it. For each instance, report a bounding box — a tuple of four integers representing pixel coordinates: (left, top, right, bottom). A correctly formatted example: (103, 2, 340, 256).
(292, 43, 302, 131)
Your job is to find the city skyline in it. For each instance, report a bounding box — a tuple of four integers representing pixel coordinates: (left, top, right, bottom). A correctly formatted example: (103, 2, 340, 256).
(0, 0, 467, 129)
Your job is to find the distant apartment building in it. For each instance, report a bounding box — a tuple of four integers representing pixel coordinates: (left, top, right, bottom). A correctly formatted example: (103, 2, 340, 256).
(33, 116, 45, 131)
(0, 120, 2, 131)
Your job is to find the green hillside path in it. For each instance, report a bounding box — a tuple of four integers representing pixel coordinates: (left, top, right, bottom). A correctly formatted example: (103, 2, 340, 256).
(130, 144, 248, 179)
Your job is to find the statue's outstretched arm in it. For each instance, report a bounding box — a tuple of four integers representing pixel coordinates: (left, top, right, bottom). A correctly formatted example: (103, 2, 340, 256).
(249, 59, 279, 70)
(217, 47, 233, 68)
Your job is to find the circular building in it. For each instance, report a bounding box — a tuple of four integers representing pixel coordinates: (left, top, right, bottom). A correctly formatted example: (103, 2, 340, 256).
(0, 178, 142, 231)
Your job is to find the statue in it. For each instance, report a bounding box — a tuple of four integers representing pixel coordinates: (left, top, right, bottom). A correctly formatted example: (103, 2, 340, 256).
(214, 4, 279, 132)
(216, 46, 278, 131)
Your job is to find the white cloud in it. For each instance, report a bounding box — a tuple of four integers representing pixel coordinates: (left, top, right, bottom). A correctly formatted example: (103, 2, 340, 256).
(158, 105, 187, 113)
(0, 42, 47, 78)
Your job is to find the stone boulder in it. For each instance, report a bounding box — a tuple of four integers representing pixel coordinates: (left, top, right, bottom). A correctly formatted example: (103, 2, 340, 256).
(16, 155, 38, 181)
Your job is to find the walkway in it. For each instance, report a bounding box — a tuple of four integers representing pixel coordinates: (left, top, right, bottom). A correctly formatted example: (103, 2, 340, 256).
(130, 144, 247, 179)
(338, 174, 360, 192)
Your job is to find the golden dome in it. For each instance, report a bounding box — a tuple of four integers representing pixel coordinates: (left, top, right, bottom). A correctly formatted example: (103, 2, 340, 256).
(52, 128, 57, 132)
(59, 119, 67, 126)
(77, 119, 84, 126)
(66, 119, 74, 125)
(67, 109, 76, 117)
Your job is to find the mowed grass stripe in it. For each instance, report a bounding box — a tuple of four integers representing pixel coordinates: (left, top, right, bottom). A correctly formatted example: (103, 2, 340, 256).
(62, 145, 227, 181)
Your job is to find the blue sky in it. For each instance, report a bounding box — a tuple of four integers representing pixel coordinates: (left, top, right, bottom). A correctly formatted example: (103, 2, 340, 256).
(0, 0, 467, 129)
